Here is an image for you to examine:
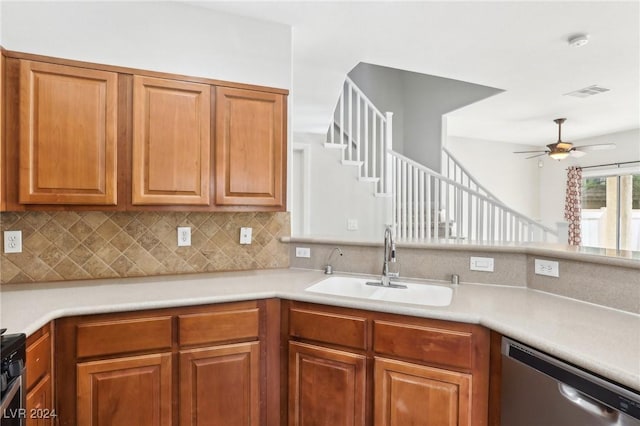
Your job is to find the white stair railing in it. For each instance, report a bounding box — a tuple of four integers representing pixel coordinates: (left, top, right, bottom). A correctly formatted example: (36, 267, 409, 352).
(390, 150, 557, 243)
(327, 76, 393, 196)
(441, 147, 501, 202)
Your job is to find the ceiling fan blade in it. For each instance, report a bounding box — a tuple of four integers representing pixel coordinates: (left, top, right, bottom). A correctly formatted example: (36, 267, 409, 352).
(526, 153, 548, 159)
(570, 150, 587, 158)
(514, 150, 547, 154)
(573, 143, 616, 152)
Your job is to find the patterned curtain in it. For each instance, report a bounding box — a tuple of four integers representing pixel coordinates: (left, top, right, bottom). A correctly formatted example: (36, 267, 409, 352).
(564, 166, 582, 245)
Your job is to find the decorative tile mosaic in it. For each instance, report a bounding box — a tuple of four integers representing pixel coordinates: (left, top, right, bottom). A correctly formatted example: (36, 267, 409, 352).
(0, 211, 290, 284)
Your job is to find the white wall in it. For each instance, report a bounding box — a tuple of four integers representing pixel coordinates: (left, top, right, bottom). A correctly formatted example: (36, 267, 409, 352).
(292, 133, 391, 240)
(446, 136, 541, 220)
(348, 63, 501, 172)
(1, 1, 292, 90)
(538, 128, 640, 229)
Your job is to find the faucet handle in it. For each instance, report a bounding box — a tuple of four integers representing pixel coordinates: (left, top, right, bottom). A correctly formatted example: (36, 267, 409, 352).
(387, 271, 400, 278)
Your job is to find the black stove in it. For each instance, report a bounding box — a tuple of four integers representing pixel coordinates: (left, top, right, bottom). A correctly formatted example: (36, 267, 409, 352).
(1, 331, 26, 425)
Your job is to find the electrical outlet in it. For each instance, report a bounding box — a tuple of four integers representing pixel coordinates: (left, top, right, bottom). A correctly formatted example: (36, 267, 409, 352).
(470, 256, 494, 272)
(240, 227, 252, 245)
(347, 219, 358, 231)
(177, 227, 191, 247)
(3, 230, 22, 253)
(295, 247, 311, 258)
(535, 259, 559, 277)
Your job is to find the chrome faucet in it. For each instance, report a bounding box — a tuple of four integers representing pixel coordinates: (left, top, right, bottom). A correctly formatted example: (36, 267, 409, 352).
(367, 226, 406, 288)
(381, 226, 397, 286)
(324, 247, 343, 275)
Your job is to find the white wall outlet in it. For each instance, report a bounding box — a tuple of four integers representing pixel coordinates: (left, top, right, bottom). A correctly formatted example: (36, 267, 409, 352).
(535, 259, 559, 277)
(3, 230, 22, 254)
(177, 227, 191, 247)
(240, 227, 252, 245)
(470, 256, 494, 272)
(295, 247, 311, 258)
(347, 219, 359, 231)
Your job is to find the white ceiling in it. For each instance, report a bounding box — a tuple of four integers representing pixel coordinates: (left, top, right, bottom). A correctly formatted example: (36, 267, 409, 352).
(190, 1, 639, 147)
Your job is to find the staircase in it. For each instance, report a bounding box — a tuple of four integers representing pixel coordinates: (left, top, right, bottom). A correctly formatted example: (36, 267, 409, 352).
(327, 77, 557, 243)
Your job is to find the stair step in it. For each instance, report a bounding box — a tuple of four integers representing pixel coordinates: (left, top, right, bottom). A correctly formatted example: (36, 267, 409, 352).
(324, 143, 347, 150)
(341, 160, 364, 166)
(359, 177, 380, 183)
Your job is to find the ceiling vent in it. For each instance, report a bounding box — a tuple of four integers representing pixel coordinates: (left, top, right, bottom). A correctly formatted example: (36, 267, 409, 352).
(564, 85, 610, 98)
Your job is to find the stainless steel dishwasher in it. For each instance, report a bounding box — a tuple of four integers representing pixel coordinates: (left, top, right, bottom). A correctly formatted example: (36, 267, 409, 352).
(501, 337, 640, 426)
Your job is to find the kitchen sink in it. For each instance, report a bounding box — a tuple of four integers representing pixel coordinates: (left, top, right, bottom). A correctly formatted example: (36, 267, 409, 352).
(305, 276, 453, 307)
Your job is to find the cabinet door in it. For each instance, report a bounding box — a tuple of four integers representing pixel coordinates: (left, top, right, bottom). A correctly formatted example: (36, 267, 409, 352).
(180, 342, 259, 426)
(215, 87, 285, 207)
(132, 75, 211, 205)
(288, 341, 366, 426)
(26, 374, 53, 426)
(374, 357, 471, 426)
(77, 353, 172, 426)
(19, 60, 118, 204)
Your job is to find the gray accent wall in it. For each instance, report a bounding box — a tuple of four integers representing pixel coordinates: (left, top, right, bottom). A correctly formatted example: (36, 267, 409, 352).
(348, 63, 501, 172)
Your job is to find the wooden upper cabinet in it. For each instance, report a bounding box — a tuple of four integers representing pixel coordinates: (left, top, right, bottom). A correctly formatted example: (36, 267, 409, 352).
(132, 76, 211, 205)
(19, 60, 118, 205)
(215, 87, 286, 208)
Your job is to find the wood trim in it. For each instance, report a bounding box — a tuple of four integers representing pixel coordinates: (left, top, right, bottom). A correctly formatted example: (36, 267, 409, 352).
(2, 49, 289, 95)
(488, 331, 502, 426)
(263, 299, 282, 426)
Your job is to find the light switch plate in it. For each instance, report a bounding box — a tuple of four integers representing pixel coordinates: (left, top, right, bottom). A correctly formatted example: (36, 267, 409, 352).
(535, 259, 559, 277)
(470, 256, 494, 272)
(240, 227, 252, 245)
(295, 247, 311, 258)
(177, 227, 191, 247)
(3, 230, 22, 253)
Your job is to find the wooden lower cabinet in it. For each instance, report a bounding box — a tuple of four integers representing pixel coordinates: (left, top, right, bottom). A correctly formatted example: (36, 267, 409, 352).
(374, 357, 471, 426)
(26, 374, 53, 426)
(179, 342, 260, 426)
(76, 353, 172, 426)
(25, 323, 55, 426)
(286, 302, 489, 426)
(288, 341, 367, 426)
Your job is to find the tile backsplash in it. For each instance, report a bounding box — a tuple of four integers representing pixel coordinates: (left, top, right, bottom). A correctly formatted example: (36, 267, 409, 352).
(1, 211, 290, 284)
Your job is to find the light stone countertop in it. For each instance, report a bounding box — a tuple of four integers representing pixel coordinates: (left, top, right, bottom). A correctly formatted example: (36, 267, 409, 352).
(1, 268, 638, 391)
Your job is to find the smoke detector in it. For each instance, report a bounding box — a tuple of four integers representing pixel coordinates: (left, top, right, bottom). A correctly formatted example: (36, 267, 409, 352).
(568, 34, 589, 48)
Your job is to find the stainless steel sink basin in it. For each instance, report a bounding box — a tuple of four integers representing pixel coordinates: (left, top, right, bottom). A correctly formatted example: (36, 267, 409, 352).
(305, 276, 453, 307)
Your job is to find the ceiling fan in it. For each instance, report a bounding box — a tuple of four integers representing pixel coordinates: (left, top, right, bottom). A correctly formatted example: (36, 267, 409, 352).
(513, 118, 616, 160)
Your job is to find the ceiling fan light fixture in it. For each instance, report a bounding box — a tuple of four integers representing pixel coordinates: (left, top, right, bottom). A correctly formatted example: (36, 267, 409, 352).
(568, 34, 589, 48)
(549, 151, 570, 160)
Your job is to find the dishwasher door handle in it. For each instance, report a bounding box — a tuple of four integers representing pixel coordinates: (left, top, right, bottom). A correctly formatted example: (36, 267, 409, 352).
(558, 383, 619, 422)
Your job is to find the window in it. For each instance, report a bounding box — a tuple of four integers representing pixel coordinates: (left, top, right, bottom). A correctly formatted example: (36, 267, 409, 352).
(581, 172, 640, 251)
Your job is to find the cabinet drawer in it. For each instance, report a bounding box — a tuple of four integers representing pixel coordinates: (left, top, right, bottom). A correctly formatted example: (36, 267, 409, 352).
(289, 308, 367, 350)
(76, 316, 173, 358)
(373, 320, 473, 369)
(26, 331, 51, 391)
(178, 308, 259, 347)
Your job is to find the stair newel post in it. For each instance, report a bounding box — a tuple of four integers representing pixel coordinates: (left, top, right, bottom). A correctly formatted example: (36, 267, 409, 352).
(385, 112, 393, 195)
